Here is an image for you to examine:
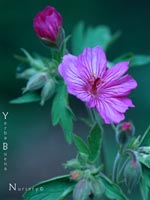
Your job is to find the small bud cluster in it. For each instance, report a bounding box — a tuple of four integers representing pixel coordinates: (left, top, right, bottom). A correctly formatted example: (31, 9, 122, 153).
(73, 177, 105, 200)
(64, 153, 105, 200)
(16, 49, 57, 105)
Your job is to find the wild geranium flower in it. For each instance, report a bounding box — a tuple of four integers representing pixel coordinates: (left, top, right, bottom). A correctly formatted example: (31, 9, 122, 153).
(33, 6, 63, 45)
(58, 46, 137, 124)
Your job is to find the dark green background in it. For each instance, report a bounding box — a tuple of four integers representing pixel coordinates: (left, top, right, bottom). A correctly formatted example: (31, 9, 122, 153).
(0, 0, 150, 199)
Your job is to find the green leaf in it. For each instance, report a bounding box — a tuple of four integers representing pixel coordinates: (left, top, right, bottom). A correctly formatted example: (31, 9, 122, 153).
(10, 93, 40, 104)
(73, 134, 90, 155)
(100, 174, 128, 200)
(113, 53, 150, 67)
(23, 175, 75, 200)
(138, 154, 150, 168)
(112, 53, 134, 64)
(140, 125, 150, 146)
(72, 21, 120, 55)
(130, 55, 150, 67)
(140, 166, 150, 200)
(88, 124, 102, 162)
(51, 81, 73, 143)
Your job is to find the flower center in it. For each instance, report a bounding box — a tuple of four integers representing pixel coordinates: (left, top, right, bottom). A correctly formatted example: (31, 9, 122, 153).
(89, 77, 100, 95)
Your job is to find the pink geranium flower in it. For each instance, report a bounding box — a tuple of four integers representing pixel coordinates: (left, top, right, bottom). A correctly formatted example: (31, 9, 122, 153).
(58, 46, 137, 124)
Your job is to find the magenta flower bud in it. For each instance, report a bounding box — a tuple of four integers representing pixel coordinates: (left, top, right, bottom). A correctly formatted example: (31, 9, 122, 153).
(33, 6, 64, 49)
(121, 122, 132, 132)
(116, 122, 135, 145)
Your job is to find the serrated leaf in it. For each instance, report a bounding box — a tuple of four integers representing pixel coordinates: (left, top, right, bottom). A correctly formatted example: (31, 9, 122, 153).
(140, 166, 150, 200)
(72, 22, 120, 55)
(10, 93, 40, 104)
(140, 125, 150, 146)
(23, 175, 75, 200)
(73, 134, 90, 155)
(100, 174, 128, 200)
(88, 124, 102, 162)
(51, 81, 73, 143)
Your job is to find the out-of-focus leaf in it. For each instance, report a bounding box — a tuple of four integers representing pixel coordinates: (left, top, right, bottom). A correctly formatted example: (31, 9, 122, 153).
(100, 174, 128, 200)
(140, 125, 150, 147)
(112, 53, 134, 64)
(140, 166, 150, 200)
(51, 80, 74, 143)
(72, 21, 120, 55)
(113, 53, 150, 67)
(10, 93, 40, 104)
(130, 55, 150, 67)
(23, 175, 75, 200)
(88, 124, 102, 162)
(138, 154, 150, 168)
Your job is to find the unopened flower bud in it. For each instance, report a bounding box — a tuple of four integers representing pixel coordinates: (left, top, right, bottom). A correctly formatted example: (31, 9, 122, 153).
(23, 72, 48, 93)
(33, 6, 64, 49)
(70, 170, 82, 181)
(40, 79, 55, 106)
(73, 179, 91, 200)
(124, 151, 142, 191)
(116, 122, 135, 145)
(16, 68, 37, 79)
(89, 178, 105, 199)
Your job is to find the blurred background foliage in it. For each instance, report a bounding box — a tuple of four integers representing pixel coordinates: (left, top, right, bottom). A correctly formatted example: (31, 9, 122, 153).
(0, 0, 150, 199)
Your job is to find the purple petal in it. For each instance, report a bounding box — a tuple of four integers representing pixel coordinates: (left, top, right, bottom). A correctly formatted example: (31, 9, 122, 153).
(78, 46, 107, 78)
(101, 75, 137, 96)
(96, 100, 125, 124)
(103, 62, 129, 82)
(102, 97, 134, 113)
(58, 54, 87, 96)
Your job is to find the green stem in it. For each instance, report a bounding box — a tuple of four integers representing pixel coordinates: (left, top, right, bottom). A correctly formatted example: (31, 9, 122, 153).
(111, 123, 116, 133)
(86, 107, 95, 123)
(112, 152, 120, 182)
